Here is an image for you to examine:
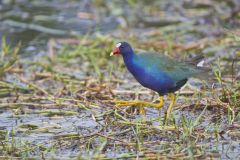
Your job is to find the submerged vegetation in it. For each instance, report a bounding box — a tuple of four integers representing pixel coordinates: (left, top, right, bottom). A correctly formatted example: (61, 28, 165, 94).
(0, 0, 240, 159)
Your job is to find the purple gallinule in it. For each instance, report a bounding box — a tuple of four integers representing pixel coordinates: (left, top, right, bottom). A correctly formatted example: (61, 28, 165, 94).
(110, 42, 207, 119)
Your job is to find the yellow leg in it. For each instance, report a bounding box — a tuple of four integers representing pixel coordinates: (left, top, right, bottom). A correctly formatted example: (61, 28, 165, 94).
(165, 93, 176, 120)
(156, 96, 164, 109)
(109, 100, 155, 107)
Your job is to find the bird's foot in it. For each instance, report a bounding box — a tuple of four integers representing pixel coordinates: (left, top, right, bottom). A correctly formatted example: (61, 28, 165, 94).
(109, 98, 164, 115)
(109, 100, 163, 108)
(108, 100, 149, 114)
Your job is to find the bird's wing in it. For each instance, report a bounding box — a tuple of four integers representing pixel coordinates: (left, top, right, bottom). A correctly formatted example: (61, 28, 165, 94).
(136, 52, 203, 83)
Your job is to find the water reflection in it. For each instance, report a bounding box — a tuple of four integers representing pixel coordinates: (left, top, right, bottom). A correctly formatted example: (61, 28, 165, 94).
(0, 0, 119, 47)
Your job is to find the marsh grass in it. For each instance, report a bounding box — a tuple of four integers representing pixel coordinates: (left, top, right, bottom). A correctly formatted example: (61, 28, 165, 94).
(0, 38, 19, 78)
(0, 33, 239, 159)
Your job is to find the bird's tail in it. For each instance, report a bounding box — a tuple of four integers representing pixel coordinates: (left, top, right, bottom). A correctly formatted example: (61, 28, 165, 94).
(187, 55, 204, 65)
(189, 55, 211, 79)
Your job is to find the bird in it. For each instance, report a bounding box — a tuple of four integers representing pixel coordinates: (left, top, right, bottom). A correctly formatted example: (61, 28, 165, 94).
(110, 41, 207, 119)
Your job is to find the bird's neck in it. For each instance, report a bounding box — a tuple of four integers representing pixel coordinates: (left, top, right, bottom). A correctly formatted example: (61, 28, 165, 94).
(122, 50, 135, 65)
(122, 50, 135, 63)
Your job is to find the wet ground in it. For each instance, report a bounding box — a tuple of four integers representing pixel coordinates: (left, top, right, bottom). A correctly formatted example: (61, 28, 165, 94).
(0, 0, 240, 159)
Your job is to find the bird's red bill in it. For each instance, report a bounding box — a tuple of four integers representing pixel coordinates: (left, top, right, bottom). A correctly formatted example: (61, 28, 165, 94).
(110, 47, 120, 56)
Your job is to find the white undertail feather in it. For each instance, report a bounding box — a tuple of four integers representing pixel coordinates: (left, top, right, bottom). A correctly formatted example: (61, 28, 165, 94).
(197, 60, 205, 67)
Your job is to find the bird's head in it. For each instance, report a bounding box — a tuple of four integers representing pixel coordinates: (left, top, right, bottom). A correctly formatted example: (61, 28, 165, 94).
(110, 42, 133, 56)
